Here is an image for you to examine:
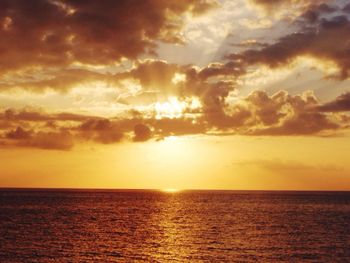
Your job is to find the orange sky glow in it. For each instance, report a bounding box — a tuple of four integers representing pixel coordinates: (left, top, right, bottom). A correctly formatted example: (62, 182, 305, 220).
(1, 0, 350, 190)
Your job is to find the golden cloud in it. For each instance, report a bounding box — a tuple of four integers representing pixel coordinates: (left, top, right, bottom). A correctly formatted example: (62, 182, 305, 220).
(0, 89, 349, 150)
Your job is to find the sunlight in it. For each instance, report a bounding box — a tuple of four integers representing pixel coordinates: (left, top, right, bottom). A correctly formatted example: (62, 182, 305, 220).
(171, 72, 186, 84)
(154, 97, 202, 119)
(161, 188, 181, 193)
(155, 97, 186, 119)
(188, 97, 202, 111)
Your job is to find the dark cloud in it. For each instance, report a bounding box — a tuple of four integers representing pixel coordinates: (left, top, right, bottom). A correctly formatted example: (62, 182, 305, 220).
(78, 119, 124, 144)
(0, 0, 216, 74)
(6, 127, 32, 140)
(301, 4, 337, 23)
(317, 92, 350, 112)
(227, 10, 350, 79)
(79, 119, 112, 131)
(133, 123, 152, 142)
(250, 112, 339, 135)
(344, 3, 350, 12)
(221, 90, 341, 136)
(4, 126, 73, 150)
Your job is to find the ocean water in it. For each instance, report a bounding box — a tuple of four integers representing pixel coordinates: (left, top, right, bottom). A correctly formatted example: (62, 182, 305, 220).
(0, 190, 350, 262)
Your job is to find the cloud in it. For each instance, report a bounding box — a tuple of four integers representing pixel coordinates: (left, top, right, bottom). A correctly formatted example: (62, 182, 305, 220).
(5, 127, 32, 140)
(227, 9, 350, 79)
(78, 119, 124, 144)
(114, 59, 243, 126)
(133, 123, 152, 142)
(249, 0, 328, 15)
(0, 1, 349, 153)
(27, 130, 74, 150)
(4, 126, 73, 150)
(217, 90, 342, 136)
(1, 107, 97, 122)
(1, 87, 350, 151)
(0, 0, 218, 92)
(115, 59, 242, 95)
(0, 68, 111, 91)
(115, 60, 181, 98)
(250, 111, 339, 135)
(126, 89, 346, 137)
(317, 92, 350, 112)
(300, 3, 337, 23)
(0, 0, 217, 74)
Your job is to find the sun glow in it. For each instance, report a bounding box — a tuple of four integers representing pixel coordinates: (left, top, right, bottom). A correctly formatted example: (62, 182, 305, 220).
(162, 188, 181, 193)
(154, 97, 202, 119)
(171, 72, 186, 84)
(155, 97, 186, 119)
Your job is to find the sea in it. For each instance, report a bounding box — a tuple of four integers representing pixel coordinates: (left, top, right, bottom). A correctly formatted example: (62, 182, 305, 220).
(0, 189, 349, 262)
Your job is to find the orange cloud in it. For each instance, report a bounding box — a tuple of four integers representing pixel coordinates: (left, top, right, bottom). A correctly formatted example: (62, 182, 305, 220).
(4, 126, 73, 150)
(27, 130, 74, 150)
(5, 127, 31, 140)
(115, 60, 242, 120)
(0, 69, 112, 92)
(0, 1, 349, 150)
(1, 87, 349, 151)
(249, 0, 327, 14)
(1, 108, 97, 122)
(78, 119, 124, 144)
(133, 123, 152, 142)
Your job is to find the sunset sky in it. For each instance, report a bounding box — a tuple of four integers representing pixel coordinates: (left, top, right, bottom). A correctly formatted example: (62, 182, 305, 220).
(1, 0, 350, 190)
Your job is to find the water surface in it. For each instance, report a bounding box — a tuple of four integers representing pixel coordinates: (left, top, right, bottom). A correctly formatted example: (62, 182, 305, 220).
(1, 190, 349, 262)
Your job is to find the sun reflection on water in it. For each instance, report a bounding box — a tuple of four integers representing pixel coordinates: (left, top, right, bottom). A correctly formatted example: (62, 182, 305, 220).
(161, 188, 181, 193)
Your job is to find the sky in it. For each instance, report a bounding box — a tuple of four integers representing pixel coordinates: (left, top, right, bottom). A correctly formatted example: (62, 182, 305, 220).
(1, 0, 350, 190)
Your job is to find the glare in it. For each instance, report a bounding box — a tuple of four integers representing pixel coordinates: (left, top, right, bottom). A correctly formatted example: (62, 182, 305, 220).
(162, 188, 181, 193)
(188, 97, 202, 110)
(171, 73, 186, 84)
(155, 97, 186, 119)
(154, 97, 202, 119)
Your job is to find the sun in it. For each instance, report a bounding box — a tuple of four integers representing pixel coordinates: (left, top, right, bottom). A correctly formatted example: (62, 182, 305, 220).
(161, 188, 181, 193)
(154, 96, 202, 119)
(155, 97, 186, 119)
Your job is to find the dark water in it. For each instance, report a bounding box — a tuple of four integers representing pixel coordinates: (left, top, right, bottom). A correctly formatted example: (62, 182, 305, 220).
(1, 190, 350, 262)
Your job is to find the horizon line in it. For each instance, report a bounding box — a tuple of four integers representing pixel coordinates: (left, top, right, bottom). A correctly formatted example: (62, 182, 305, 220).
(0, 187, 349, 192)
